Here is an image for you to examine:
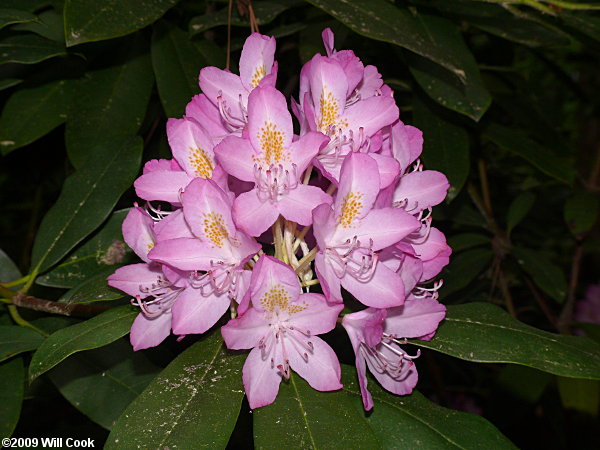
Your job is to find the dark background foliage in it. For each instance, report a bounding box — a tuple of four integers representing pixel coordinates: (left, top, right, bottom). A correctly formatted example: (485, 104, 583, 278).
(0, 0, 599, 448)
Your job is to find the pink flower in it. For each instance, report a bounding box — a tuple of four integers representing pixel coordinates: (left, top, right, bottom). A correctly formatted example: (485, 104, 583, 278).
(575, 284, 600, 326)
(215, 85, 332, 236)
(342, 295, 446, 410)
(312, 152, 420, 307)
(221, 255, 343, 409)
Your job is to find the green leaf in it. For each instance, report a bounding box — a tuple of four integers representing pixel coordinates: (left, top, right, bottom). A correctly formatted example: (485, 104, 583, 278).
(0, 79, 71, 155)
(28, 305, 137, 381)
(413, 95, 470, 197)
(0, 78, 21, 91)
(496, 365, 551, 404)
(561, 11, 600, 42)
(440, 248, 493, 296)
(189, 0, 299, 35)
(341, 365, 516, 449)
(484, 124, 574, 185)
(0, 33, 65, 65)
(0, 249, 21, 283)
(65, 35, 152, 169)
(0, 326, 44, 362)
(106, 332, 245, 449)
(254, 373, 380, 449)
(447, 233, 490, 252)
(306, 0, 465, 80)
(30, 136, 142, 274)
(578, 323, 600, 344)
(513, 247, 567, 303)
(0, 357, 24, 439)
(0, 9, 36, 30)
(59, 267, 125, 304)
(48, 339, 160, 429)
(564, 192, 599, 235)
(0, 1, 46, 12)
(506, 191, 536, 236)
(557, 377, 599, 416)
(37, 209, 132, 289)
(414, 302, 600, 380)
(151, 21, 205, 117)
(64, 0, 180, 47)
(407, 15, 491, 121)
(12, 9, 65, 42)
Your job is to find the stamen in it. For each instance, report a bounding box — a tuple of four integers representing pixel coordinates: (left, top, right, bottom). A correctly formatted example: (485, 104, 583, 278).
(326, 236, 377, 280)
(254, 163, 299, 202)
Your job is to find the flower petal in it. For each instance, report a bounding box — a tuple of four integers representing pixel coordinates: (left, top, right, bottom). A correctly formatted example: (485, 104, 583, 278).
(248, 255, 302, 313)
(221, 307, 268, 350)
(288, 336, 342, 392)
(243, 345, 283, 409)
(130, 311, 172, 351)
(341, 261, 405, 308)
(278, 184, 332, 226)
(167, 117, 216, 179)
(199, 66, 247, 119)
(384, 295, 446, 339)
(122, 207, 156, 261)
(232, 189, 280, 237)
(314, 251, 343, 304)
(288, 293, 342, 335)
(149, 238, 229, 271)
(134, 170, 192, 205)
(393, 170, 449, 212)
(154, 209, 194, 242)
(107, 263, 162, 297)
(239, 33, 276, 92)
(171, 287, 230, 335)
(185, 94, 228, 141)
(214, 135, 258, 182)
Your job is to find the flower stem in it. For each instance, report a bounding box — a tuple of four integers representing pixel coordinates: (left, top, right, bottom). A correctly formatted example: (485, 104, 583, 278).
(295, 247, 318, 275)
(7, 304, 48, 337)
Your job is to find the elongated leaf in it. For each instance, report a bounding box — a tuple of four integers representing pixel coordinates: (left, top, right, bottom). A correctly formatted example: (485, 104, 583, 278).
(13, 9, 65, 43)
(65, 35, 152, 169)
(64, 0, 180, 47)
(59, 267, 125, 304)
(0, 326, 44, 362)
(506, 191, 536, 236)
(414, 302, 600, 379)
(561, 11, 600, 42)
(0, 9, 36, 30)
(0, 78, 21, 91)
(37, 209, 132, 289)
(49, 339, 160, 429)
(441, 248, 493, 296)
(0, 358, 24, 439)
(407, 15, 491, 121)
(341, 365, 516, 449)
(564, 192, 599, 235)
(557, 377, 599, 416)
(189, 0, 299, 35)
(0, 33, 65, 65)
(447, 233, 490, 252)
(0, 249, 20, 283)
(152, 21, 205, 117)
(513, 247, 567, 303)
(306, 0, 464, 79)
(29, 306, 136, 381)
(106, 332, 245, 449)
(413, 95, 470, 196)
(0, 79, 71, 155)
(254, 373, 380, 449)
(30, 135, 142, 274)
(484, 124, 574, 185)
(496, 365, 551, 404)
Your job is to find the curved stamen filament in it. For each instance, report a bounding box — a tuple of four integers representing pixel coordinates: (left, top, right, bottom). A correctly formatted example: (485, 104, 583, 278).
(254, 163, 299, 202)
(326, 236, 377, 280)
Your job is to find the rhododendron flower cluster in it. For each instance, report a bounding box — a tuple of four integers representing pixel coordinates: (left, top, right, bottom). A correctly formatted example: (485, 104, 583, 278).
(108, 30, 451, 410)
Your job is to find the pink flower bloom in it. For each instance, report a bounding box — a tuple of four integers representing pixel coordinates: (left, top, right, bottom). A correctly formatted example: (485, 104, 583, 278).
(215, 85, 332, 236)
(575, 284, 600, 326)
(313, 152, 420, 307)
(342, 295, 446, 410)
(199, 33, 277, 134)
(222, 255, 343, 409)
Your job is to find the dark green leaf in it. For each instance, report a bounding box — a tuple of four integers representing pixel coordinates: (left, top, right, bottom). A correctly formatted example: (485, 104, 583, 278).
(564, 192, 599, 235)
(254, 373, 380, 449)
(151, 21, 205, 117)
(484, 124, 574, 185)
(306, 0, 465, 80)
(37, 209, 132, 289)
(30, 136, 142, 274)
(0, 33, 65, 65)
(65, 35, 152, 168)
(49, 339, 160, 429)
(506, 191, 536, 236)
(561, 11, 600, 42)
(12, 9, 65, 42)
(414, 302, 600, 379)
(407, 15, 491, 121)
(0, 326, 44, 362)
(341, 365, 516, 449)
(413, 95, 470, 196)
(557, 377, 599, 416)
(440, 248, 493, 296)
(0, 249, 21, 283)
(447, 233, 490, 252)
(29, 305, 137, 381)
(189, 0, 299, 35)
(59, 267, 125, 304)
(578, 323, 600, 344)
(64, 0, 180, 46)
(0, 78, 21, 90)
(0, 358, 24, 439)
(106, 332, 245, 449)
(0, 1, 46, 12)
(496, 365, 551, 403)
(0, 79, 71, 155)
(513, 247, 567, 303)
(0, 9, 36, 30)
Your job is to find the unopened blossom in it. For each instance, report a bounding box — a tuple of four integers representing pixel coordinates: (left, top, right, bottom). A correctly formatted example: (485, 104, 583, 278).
(222, 255, 343, 409)
(313, 152, 420, 307)
(342, 295, 446, 410)
(215, 85, 332, 236)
